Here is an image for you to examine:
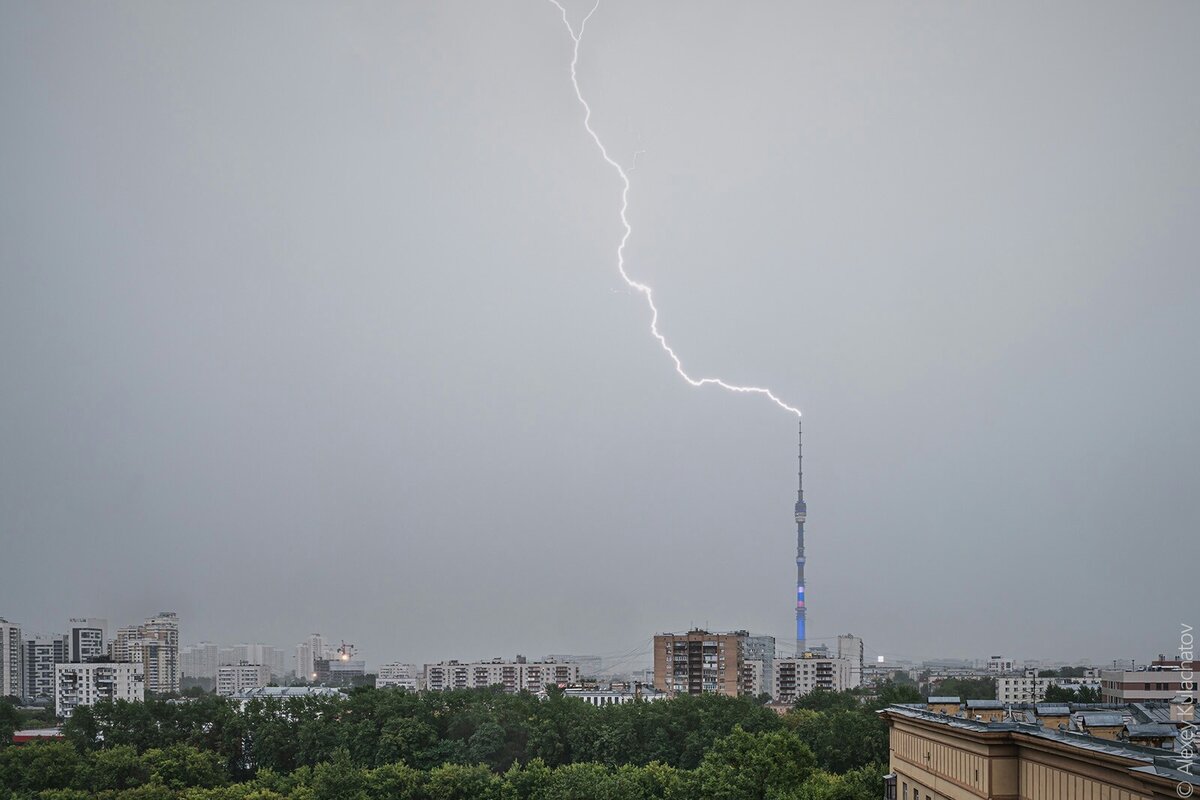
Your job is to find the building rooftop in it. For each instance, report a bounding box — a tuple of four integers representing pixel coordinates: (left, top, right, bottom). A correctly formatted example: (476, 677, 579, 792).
(927, 696, 960, 704)
(881, 705, 1199, 787)
(1124, 723, 1178, 738)
(1035, 704, 1071, 715)
(1079, 712, 1126, 727)
(965, 699, 1004, 709)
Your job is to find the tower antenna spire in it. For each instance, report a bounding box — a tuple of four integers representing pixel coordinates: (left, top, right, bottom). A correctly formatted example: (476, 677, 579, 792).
(795, 419, 807, 656)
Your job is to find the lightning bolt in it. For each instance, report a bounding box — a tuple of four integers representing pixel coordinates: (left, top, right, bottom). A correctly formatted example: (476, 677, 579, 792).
(548, 0, 801, 418)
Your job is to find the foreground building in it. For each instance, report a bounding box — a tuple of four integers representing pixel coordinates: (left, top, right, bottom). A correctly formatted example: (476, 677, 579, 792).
(55, 661, 144, 719)
(880, 703, 1197, 800)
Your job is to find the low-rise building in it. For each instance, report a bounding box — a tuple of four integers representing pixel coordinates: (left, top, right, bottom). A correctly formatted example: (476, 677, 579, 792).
(55, 661, 144, 719)
(562, 683, 667, 706)
(216, 663, 271, 696)
(1100, 659, 1190, 703)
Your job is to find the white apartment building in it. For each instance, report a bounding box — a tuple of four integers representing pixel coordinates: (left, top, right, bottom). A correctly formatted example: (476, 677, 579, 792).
(376, 663, 419, 690)
(996, 674, 1103, 703)
(837, 634, 864, 684)
(182, 643, 219, 680)
(1, 619, 23, 698)
(295, 634, 336, 681)
(68, 619, 107, 663)
(773, 656, 856, 703)
(216, 663, 271, 696)
(423, 658, 580, 693)
(55, 662, 145, 718)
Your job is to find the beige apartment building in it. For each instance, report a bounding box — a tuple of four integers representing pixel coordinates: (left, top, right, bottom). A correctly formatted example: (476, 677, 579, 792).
(881, 705, 1197, 800)
(653, 630, 744, 697)
(1100, 661, 1190, 704)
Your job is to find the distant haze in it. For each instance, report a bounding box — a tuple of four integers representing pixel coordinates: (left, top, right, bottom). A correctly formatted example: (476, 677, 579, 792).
(1, 1, 1197, 668)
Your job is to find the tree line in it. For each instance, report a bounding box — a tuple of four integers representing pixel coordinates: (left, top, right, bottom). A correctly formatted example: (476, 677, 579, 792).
(0, 682, 920, 800)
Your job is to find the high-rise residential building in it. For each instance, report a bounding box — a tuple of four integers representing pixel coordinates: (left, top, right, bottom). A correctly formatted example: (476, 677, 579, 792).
(108, 613, 180, 695)
(0, 619, 22, 699)
(376, 663, 419, 690)
(542, 655, 604, 677)
(55, 662, 145, 719)
(225, 644, 286, 679)
(140, 612, 180, 694)
(216, 663, 271, 696)
(653, 630, 746, 698)
(742, 635, 777, 698)
(422, 658, 580, 693)
(181, 642, 219, 680)
(837, 634, 864, 685)
(773, 655, 856, 703)
(109, 625, 142, 663)
(68, 619, 107, 663)
(23, 635, 69, 702)
(295, 634, 334, 681)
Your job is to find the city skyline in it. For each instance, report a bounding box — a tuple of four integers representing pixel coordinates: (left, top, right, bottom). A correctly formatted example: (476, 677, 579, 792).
(2, 2, 1198, 667)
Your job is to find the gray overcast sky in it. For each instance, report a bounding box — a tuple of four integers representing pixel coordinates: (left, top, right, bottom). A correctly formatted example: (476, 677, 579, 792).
(2, 0, 1197, 669)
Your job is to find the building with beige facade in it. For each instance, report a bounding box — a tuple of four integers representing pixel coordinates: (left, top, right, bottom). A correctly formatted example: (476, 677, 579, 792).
(1100, 661, 1190, 704)
(880, 704, 1197, 800)
(653, 629, 745, 697)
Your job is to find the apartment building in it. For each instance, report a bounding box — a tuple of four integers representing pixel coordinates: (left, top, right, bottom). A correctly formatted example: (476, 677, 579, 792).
(68, 619, 107, 663)
(653, 630, 745, 698)
(1100, 659, 1191, 703)
(422, 657, 580, 693)
(773, 654, 856, 703)
(216, 663, 271, 696)
(376, 663, 419, 690)
(55, 661, 145, 719)
(996, 673, 1102, 703)
(0, 619, 21, 699)
(23, 635, 68, 701)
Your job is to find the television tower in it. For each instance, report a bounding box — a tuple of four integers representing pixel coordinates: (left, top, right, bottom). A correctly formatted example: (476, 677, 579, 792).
(795, 419, 807, 656)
